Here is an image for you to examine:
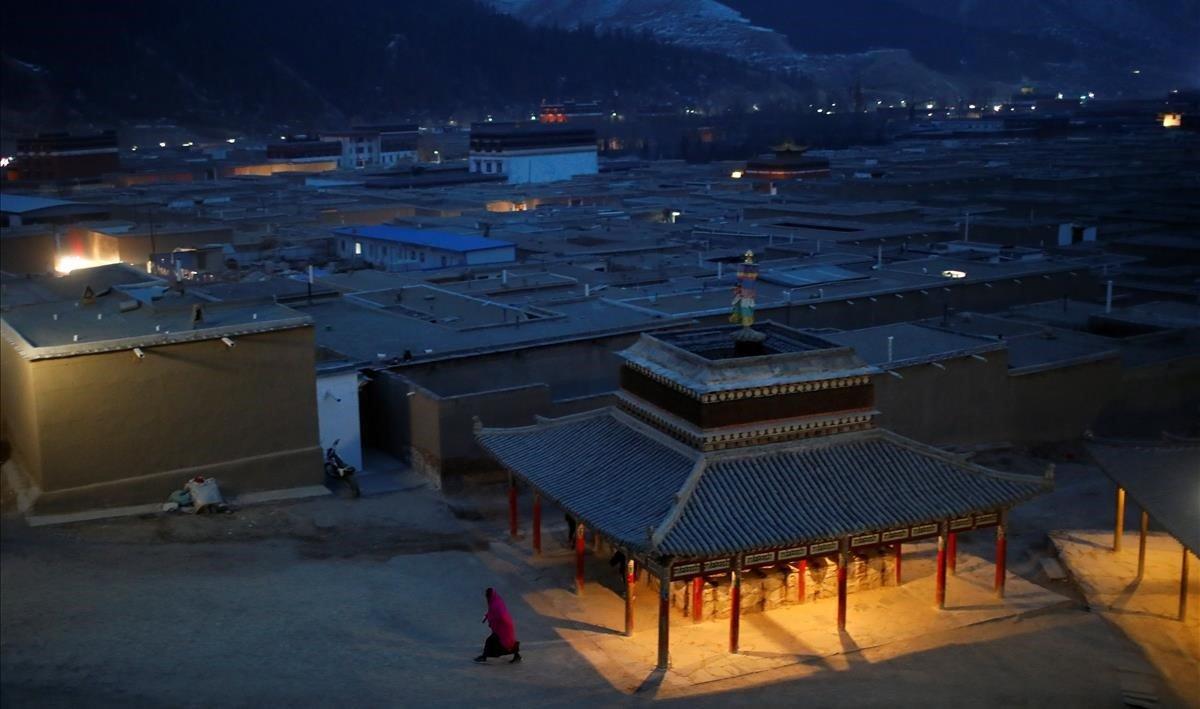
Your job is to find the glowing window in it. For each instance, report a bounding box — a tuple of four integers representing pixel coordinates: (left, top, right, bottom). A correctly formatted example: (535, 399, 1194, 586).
(354, 241, 362, 256)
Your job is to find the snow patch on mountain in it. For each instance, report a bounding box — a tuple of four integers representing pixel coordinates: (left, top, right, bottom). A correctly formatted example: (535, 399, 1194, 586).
(482, 0, 810, 71)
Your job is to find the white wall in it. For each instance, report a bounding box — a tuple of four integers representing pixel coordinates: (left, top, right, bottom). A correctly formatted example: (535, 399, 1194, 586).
(316, 370, 362, 471)
(470, 149, 597, 184)
(505, 150, 597, 184)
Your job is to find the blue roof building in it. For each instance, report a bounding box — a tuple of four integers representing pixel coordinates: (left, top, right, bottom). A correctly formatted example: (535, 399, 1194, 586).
(332, 225, 515, 271)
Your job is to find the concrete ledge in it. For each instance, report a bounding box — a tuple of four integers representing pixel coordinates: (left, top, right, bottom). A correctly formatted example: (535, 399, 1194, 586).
(234, 485, 331, 506)
(30, 445, 322, 514)
(25, 484, 331, 527)
(27, 502, 163, 527)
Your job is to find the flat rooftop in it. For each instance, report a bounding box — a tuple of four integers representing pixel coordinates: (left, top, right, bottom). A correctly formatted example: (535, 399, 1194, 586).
(820, 322, 1003, 368)
(920, 313, 1120, 374)
(333, 225, 514, 252)
(655, 323, 837, 361)
(2, 290, 310, 360)
(299, 294, 685, 365)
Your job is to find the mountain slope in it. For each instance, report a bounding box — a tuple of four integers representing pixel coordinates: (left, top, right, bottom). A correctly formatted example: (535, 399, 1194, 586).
(0, 0, 793, 132)
(488, 0, 1198, 95)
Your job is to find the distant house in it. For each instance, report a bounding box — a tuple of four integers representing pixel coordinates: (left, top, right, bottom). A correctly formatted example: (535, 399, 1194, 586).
(0, 194, 109, 228)
(320, 125, 419, 170)
(333, 225, 515, 271)
(469, 123, 598, 184)
(13, 130, 120, 184)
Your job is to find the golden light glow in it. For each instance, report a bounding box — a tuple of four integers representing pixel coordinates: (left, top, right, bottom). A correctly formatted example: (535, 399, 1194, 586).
(730, 170, 744, 179)
(55, 255, 119, 274)
(1162, 113, 1183, 128)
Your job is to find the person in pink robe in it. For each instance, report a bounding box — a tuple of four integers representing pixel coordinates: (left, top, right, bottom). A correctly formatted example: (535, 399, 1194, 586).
(474, 587, 521, 663)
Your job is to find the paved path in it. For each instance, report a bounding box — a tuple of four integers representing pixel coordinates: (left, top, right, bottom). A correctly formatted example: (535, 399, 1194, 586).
(1052, 530, 1200, 707)
(492, 537, 1072, 697)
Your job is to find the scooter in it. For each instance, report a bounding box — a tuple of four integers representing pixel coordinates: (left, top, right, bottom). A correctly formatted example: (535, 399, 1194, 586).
(324, 440, 360, 498)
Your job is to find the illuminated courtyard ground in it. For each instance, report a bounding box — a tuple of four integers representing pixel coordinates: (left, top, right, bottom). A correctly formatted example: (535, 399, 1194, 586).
(2, 453, 1196, 707)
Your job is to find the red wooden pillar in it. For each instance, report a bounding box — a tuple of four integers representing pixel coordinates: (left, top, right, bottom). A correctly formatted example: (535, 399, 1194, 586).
(507, 476, 518, 538)
(894, 543, 903, 586)
(730, 562, 742, 653)
(624, 558, 636, 636)
(691, 577, 704, 622)
(836, 550, 849, 630)
(948, 532, 958, 575)
(796, 559, 807, 603)
(936, 525, 948, 609)
(657, 572, 670, 670)
(995, 513, 1008, 598)
(574, 522, 586, 594)
(531, 493, 542, 555)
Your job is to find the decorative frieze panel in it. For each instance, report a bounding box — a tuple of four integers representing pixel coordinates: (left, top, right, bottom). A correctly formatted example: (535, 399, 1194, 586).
(666, 512, 1004, 580)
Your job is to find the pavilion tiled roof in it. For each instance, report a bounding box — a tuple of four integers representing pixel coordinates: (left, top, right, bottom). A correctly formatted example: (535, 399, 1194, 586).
(477, 410, 699, 550)
(477, 408, 1048, 560)
(1086, 437, 1200, 556)
(658, 434, 1045, 556)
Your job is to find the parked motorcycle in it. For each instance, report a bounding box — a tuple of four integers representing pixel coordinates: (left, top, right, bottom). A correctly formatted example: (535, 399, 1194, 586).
(324, 440, 360, 498)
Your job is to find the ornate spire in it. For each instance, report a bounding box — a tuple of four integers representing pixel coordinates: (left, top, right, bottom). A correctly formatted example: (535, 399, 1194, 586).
(729, 250, 758, 328)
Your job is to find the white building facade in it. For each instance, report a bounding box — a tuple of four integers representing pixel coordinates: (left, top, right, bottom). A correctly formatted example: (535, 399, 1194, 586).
(469, 124, 598, 185)
(316, 367, 363, 472)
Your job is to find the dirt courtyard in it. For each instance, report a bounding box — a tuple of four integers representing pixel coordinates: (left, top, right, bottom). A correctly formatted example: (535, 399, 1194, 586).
(2, 452, 1196, 708)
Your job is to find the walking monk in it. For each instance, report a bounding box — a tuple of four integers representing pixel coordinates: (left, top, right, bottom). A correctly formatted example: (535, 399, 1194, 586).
(474, 587, 521, 663)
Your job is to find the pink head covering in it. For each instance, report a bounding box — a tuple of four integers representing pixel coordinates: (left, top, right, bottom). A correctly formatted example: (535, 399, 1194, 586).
(485, 587, 517, 649)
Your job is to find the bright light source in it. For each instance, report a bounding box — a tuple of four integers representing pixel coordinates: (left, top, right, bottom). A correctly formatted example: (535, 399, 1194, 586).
(730, 170, 744, 179)
(817, 108, 824, 113)
(751, 104, 759, 111)
(968, 104, 976, 109)
(280, 135, 287, 140)
(1132, 69, 1141, 75)
(925, 102, 934, 109)
(55, 255, 118, 274)
(1162, 113, 1183, 128)
(227, 138, 236, 144)
(1056, 92, 1064, 100)
(993, 105, 1003, 112)
(182, 141, 194, 147)
(158, 141, 167, 148)
(130, 146, 138, 152)
(529, 114, 537, 121)
(0, 157, 10, 167)
(941, 269, 967, 279)
(1087, 92, 1095, 99)
(354, 242, 362, 256)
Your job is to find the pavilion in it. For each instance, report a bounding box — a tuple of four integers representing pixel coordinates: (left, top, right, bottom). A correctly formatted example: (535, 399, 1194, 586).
(1089, 435, 1200, 621)
(476, 255, 1050, 670)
